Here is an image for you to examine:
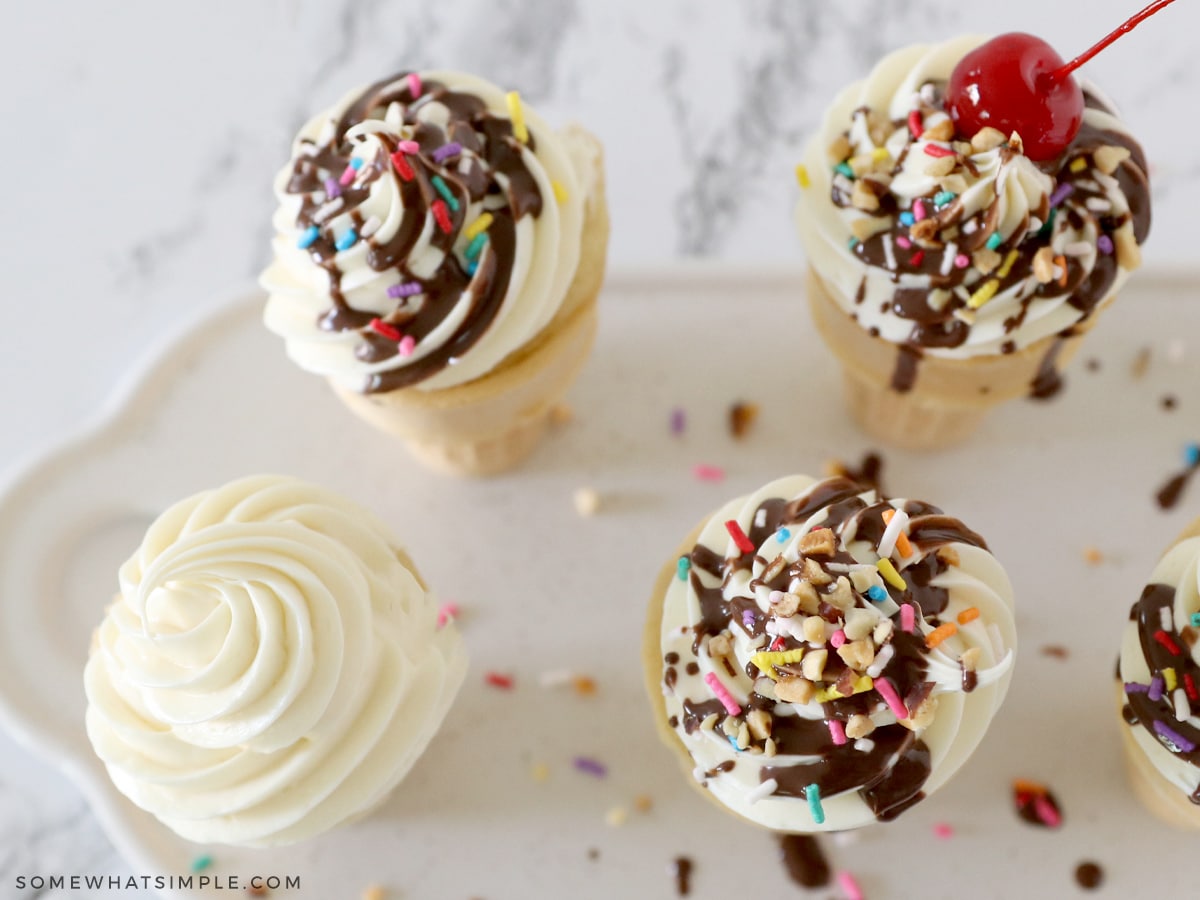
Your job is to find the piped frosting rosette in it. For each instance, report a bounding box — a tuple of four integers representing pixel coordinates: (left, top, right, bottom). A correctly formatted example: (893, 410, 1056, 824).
(84, 475, 466, 846)
(658, 474, 1016, 831)
(795, 35, 1150, 360)
(1120, 534, 1200, 799)
(262, 70, 589, 393)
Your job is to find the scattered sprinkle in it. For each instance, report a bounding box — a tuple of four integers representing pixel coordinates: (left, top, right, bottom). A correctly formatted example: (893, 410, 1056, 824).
(728, 402, 760, 439)
(432, 142, 462, 163)
(573, 756, 607, 778)
(1097, 233, 1114, 255)
(827, 719, 847, 746)
(933, 191, 957, 206)
(506, 91, 528, 143)
(335, 228, 358, 252)
(338, 162, 359, 186)
(899, 604, 916, 633)
(923, 143, 955, 158)
(836, 871, 864, 900)
(956, 607, 980, 626)
(396, 140, 420, 154)
(1131, 345, 1152, 379)
(805, 784, 825, 824)
(677, 556, 691, 581)
(932, 822, 954, 840)
(896, 235, 912, 250)
(398, 335, 416, 357)
(776, 528, 792, 543)
(573, 487, 600, 516)
(867, 585, 888, 603)
(1154, 719, 1197, 753)
(605, 806, 628, 827)
(431, 174, 460, 211)
(1083, 546, 1104, 564)
(464, 212, 494, 241)
(1049, 183, 1074, 207)
(908, 109, 924, 139)
(436, 602, 459, 628)
(954, 253, 970, 269)
(876, 558, 906, 590)
(746, 778, 779, 805)
(879, 508, 912, 559)
(1154, 629, 1182, 656)
(985, 232, 1003, 251)
(368, 318, 402, 342)
(387, 281, 422, 299)
(485, 671, 514, 690)
(634, 794, 654, 813)
(835, 161, 855, 179)
(670, 407, 687, 436)
(190, 855, 214, 873)
(1041, 645, 1070, 660)
(551, 180, 569, 204)
(297, 225, 320, 249)
(324, 176, 342, 199)
(967, 278, 1000, 309)
(692, 463, 725, 482)
(899, 211, 915, 227)
(406, 72, 422, 99)
(1187, 443, 1200, 468)
(1191, 612, 1200, 629)
(1069, 156, 1089, 173)
(431, 199, 453, 233)
(875, 677, 908, 720)
(572, 675, 597, 696)
(725, 520, 756, 555)
(531, 762, 550, 782)
(1013, 780, 1062, 828)
(390, 150, 415, 181)
(795, 164, 811, 188)
(926, 622, 958, 649)
(704, 671, 742, 716)
(913, 199, 927, 221)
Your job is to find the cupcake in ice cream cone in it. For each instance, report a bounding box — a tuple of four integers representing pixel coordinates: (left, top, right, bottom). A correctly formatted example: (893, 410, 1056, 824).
(795, 35, 1151, 450)
(644, 473, 1016, 832)
(1117, 515, 1200, 829)
(262, 71, 608, 475)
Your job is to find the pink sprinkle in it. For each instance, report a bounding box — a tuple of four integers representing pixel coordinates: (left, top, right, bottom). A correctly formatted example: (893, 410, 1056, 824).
(837, 871, 865, 900)
(692, 463, 726, 483)
(900, 604, 915, 633)
(875, 677, 908, 720)
(1034, 793, 1062, 828)
(954, 254, 970, 269)
(398, 335, 417, 357)
(827, 719, 847, 746)
(933, 822, 954, 840)
(397, 140, 420, 154)
(436, 602, 460, 628)
(407, 72, 423, 99)
(830, 629, 847, 649)
(913, 199, 927, 222)
(338, 164, 358, 186)
(704, 672, 742, 716)
(895, 235, 912, 249)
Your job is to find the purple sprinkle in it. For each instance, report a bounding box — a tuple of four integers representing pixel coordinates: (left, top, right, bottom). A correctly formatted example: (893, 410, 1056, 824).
(573, 756, 607, 778)
(1049, 183, 1074, 208)
(1097, 234, 1114, 255)
(1124, 682, 1150, 694)
(324, 176, 342, 199)
(387, 281, 423, 299)
(1149, 675, 1165, 702)
(432, 142, 463, 163)
(742, 610, 756, 629)
(670, 408, 686, 436)
(1153, 720, 1197, 753)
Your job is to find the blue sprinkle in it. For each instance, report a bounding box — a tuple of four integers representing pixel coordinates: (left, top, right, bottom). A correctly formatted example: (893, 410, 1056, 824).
(985, 232, 1003, 251)
(1186, 443, 1200, 468)
(464, 232, 488, 260)
(349, 157, 364, 170)
(677, 557, 691, 581)
(933, 191, 957, 207)
(335, 229, 358, 251)
(848, 237, 859, 251)
(297, 226, 320, 249)
(431, 174, 460, 211)
(899, 211, 915, 227)
(467, 259, 479, 276)
(1190, 612, 1200, 629)
(776, 528, 791, 543)
(834, 162, 855, 179)
(867, 585, 888, 603)
(727, 735, 741, 752)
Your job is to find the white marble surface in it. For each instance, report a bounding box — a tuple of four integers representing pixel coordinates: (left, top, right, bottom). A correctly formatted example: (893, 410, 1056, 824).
(2, 0, 1198, 894)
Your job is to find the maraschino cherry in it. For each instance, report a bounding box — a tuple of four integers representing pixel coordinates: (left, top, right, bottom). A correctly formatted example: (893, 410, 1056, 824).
(945, 0, 1177, 161)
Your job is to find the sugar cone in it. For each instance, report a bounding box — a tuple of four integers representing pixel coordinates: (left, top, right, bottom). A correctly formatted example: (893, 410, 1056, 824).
(1117, 515, 1200, 829)
(335, 126, 609, 477)
(806, 270, 1109, 451)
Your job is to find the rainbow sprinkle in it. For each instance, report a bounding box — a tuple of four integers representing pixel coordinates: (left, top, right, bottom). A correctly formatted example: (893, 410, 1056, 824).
(877, 558, 906, 590)
(968, 279, 1000, 309)
(923, 143, 955, 158)
(1154, 720, 1196, 753)
(387, 281, 422, 299)
(485, 671, 514, 689)
(908, 109, 923, 139)
(704, 671, 742, 716)
(875, 676, 909, 720)
(406, 72, 422, 99)
(338, 161, 360, 186)
(368, 318, 401, 341)
(1097, 233, 1114, 255)
(551, 180, 569, 204)
(692, 463, 725, 482)
(900, 603, 915, 633)
(913, 199, 927, 221)
(1149, 675, 1165, 702)
(506, 91, 529, 143)
(956, 607, 980, 625)
(1164, 667, 1178, 692)
(297, 225, 320, 249)
(933, 191, 956, 206)
(391, 151, 415, 181)
(1190, 612, 1200, 629)
(837, 871, 864, 900)
(776, 528, 791, 543)
(996, 249, 1021, 279)
(432, 199, 454, 233)
(573, 756, 607, 778)
(436, 602, 459, 628)
(725, 520, 756, 555)
(190, 855, 214, 873)
(985, 232, 1003, 251)
(1154, 630, 1182, 656)
(805, 784, 825, 824)
(899, 211, 915, 227)
(676, 556, 691, 581)
(925, 622, 958, 649)
(432, 142, 462, 163)
(335, 229, 358, 251)
(827, 719, 847, 746)
(1069, 156, 1089, 173)
(795, 164, 811, 188)
(431, 175, 460, 211)
(324, 176, 342, 199)
(1050, 183, 1074, 207)
(464, 232, 488, 260)
(464, 212, 494, 241)
(1187, 443, 1200, 468)
(398, 335, 416, 357)
(396, 139, 420, 154)
(867, 585, 888, 603)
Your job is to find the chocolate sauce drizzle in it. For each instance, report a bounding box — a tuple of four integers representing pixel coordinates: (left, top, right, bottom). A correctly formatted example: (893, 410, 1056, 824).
(834, 85, 1151, 396)
(1155, 455, 1200, 511)
(285, 72, 544, 392)
(669, 477, 992, 823)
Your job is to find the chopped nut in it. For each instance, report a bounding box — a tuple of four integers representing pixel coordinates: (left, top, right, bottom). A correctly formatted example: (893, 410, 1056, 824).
(1083, 546, 1104, 564)
(794, 580, 821, 613)
(1114, 223, 1142, 271)
(972, 247, 1002, 274)
(849, 569, 877, 593)
(827, 134, 852, 162)
(1032, 246, 1056, 283)
(633, 794, 653, 813)
(844, 608, 876, 642)
(1094, 144, 1131, 175)
(873, 619, 895, 645)
(1007, 132, 1025, 154)
(775, 676, 816, 703)
(708, 633, 732, 659)
(549, 403, 573, 425)
(573, 487, 600, 516)
(937, 546, 960, 568)
(845, 714, 876, 739)
(970, 127, 1007, 152)
(728, 401, 759, 439)
(849, 154, 874, 177)
(941, 173, 969, 194)
(753, 676, 778, 701)
(923, 117, 955, 142)
(866, 110, 891, 146)
(799, 527, 837, 558)
(924, 155, 957, 178)
(737, 722, 751, 750)
(764, 737, 778, 758)
(910, 217, 941, 242)
(761, 554, 788, 584)
(721, 715, 740, 737)
(802, 615, 827, 644)
(952, 140, 974, 156)
(770, 591, 801, 618)
(834, 667, 858, 697)
(801, 649, 828, 682)
(802, 557, 833, 586)
(851, 179, 880, 211)
(850, 216, 887, 242)
(837, 639, 875, 672)
(747, 708, 773, 740)
(700, 712, 719, 733)
(826, 576, 855, 610)
(960, 646, 983, 672)
(902, 695, 939, 730)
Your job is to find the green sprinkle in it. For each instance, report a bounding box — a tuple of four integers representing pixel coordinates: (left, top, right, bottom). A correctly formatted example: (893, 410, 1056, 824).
(676, 557, 691, 581)
(1191, 612, 1200, 629)
(430, 175, 460, 212)
(834, 162, 855, 179)
(848, 237, 859, 250)
(190, 855, 214, 873)
(805, 784, 825, 824)
(985, 232, 1003, 251)
(1039, 208, 1057, 238)
(933, 191, 957, 207)
(464, 232, 488, 260)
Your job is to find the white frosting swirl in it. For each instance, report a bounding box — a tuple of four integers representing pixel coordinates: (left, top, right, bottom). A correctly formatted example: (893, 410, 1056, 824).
(261, 70, 593, 392)
(1119, 535, 1200, 795)
(659, 475, 1016, 832)
(795, 36, 1147, 358)
(84, 475, 466, 846)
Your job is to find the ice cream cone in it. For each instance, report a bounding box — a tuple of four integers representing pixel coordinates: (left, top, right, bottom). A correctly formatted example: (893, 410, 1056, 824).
(806, 270, 1108, 451)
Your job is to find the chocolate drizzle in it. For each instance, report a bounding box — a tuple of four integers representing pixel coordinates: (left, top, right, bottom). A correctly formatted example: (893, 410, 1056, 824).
(778, 834, 831, 888)
(284, 73, 546, 392)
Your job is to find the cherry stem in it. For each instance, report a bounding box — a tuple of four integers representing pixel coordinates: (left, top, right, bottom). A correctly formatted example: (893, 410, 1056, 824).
(1047, 0, 1178, 84)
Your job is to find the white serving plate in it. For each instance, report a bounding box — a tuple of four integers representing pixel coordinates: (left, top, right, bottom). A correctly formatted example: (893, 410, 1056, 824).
(0, 268, 1196, 898)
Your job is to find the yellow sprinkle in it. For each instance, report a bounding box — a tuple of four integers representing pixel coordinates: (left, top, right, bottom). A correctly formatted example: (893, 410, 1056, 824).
(877, 558, 907, 590)
(531, 762, 550, 782)
(506, 90, 528, 143)
(871, 147, 890, 162)
(1165, 667, 1178, 692)
(996, 249, 1020, 279)
(795, 163, 811, 189)
(751, 649, 805, 680)
(815, 675, 873, 703)
(551, 180, 569, 204)
(464, 212, 494, 240)
(967, 278, 1000, 309)
(1069, 156, 1089, 173)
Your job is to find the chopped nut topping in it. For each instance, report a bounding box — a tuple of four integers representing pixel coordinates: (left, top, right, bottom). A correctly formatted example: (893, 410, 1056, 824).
(923, 118, 955, 142)
(972, 247, 1002, 274)
(901, 695, 939, 731)
(960, 646, 983, 672)
(843, 608, 876, 642)
(802, 615, 827, 644)
(794, 580, 821, 614)
(941, 173, 969, 194)
(801, 648, 829, 682)
(827, 134, 852, 162)
(866, 110, 891, 146)
(761, 554, 788, 584)
(747, 708, 773, 741)
(910, 218, 941, 242)
(799, 527, 837, 557)
(970, 127, 1007, 153)
(873, 619, 895, 645)
(764, 737, 778, 758)
(937, 546, 960, 568)
(849, 569, 877, 593)
(825, 576, 855, 610)
(770, 591, 801, 618)
(851, 179, 880, 211)
(700, 713, 719, 733)
(776, 676, 816, 704)
(721, 715, 739, 737)
(845, 713, 876, 739)
(850, 216, 887, 242)
(1032, 246, 1056, 283)
(801, 558, 833, 586)
(1093, 144, 1131, 175)
(736, 722, 751, 750)
(1114, 223, 1141, 271)
(753, 676, 778, 701)
(924, 155, 957, 178)
(708, 633, 732, 659)
(837, 639, 875, 672)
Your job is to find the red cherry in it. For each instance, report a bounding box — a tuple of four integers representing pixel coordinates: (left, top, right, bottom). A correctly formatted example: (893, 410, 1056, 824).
(946, 33, 1083, 162)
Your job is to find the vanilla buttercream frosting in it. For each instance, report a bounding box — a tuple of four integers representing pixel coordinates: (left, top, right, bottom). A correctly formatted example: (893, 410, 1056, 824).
(84, 475, 466, 846)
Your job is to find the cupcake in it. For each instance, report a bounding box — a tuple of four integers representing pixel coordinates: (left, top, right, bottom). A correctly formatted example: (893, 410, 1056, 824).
(795, 35, 1150, 449)
(262, 71, 608, 475)
(83, 475, 466, 846)
(1118, 516, 1200, 829)
(644, 474, 1016, 831)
